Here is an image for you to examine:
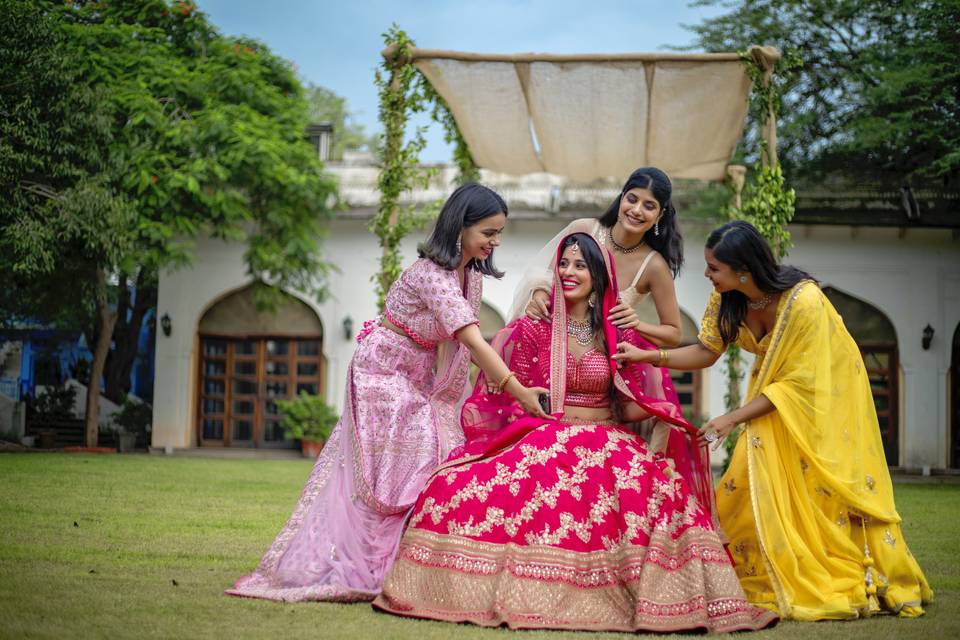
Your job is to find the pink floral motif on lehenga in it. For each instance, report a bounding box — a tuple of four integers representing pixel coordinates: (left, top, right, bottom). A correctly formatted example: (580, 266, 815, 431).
(226, 259, 481, 602)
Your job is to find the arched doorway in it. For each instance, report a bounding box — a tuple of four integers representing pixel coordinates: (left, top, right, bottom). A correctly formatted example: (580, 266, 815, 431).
(636, 300, 703, 421)
(951, 323, 960, 468)
(822, 287, 899, 467)
(196, 285, 326, 448)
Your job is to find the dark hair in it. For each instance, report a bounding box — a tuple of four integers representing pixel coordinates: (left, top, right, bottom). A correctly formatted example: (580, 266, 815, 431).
(705, 220, 816, 345)
(559, 233, 610, 352)
(598, 167, 683, 277)
(418, 182, 508, 277)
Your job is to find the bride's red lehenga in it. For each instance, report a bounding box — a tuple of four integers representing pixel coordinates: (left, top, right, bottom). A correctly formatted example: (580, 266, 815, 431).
(373, 234, 778, 633)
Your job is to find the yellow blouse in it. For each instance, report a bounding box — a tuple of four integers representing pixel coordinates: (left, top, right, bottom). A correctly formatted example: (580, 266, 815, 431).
(697, 288, 789, 357)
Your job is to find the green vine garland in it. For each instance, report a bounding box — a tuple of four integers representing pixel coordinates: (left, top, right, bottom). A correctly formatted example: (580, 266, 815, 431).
(719, 48, 801, 469)
(371, 26, 479, 310)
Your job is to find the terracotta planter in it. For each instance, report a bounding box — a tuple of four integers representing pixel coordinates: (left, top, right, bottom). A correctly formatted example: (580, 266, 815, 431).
(301, 438, 325, 458)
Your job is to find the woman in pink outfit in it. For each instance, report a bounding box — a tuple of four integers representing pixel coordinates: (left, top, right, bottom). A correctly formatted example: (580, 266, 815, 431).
(227, 183, 549, 603)
(373, 233, 778, 633)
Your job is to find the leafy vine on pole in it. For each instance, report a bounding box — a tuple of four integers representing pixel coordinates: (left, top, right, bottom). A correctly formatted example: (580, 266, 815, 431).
(371, 26, 479, 310)
(720, 46, 801, 469)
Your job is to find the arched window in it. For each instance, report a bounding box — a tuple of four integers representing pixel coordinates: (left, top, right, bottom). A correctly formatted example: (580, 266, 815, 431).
(635, 299, 703, 422)
(196, 285, 325, 449)
(822, 286, 899, 466)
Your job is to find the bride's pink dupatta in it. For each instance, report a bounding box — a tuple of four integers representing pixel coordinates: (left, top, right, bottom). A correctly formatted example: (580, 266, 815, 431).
(457, 233, 715, 519)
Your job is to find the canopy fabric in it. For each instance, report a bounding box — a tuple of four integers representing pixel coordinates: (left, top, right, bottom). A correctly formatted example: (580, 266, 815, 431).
(409, 50, 755, 182)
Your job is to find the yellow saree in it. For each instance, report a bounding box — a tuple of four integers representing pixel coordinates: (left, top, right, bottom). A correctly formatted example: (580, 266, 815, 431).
(699, 281, 932, 620)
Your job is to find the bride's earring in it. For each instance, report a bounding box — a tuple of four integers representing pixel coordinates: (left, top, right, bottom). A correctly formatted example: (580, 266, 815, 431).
(588, 293, 596, 308)
(456, 235, 462, 254)
(654, 219, 660, 236)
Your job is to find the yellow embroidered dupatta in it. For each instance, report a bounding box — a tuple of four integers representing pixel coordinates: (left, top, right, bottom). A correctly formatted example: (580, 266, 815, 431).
(710, 281, 932, 620)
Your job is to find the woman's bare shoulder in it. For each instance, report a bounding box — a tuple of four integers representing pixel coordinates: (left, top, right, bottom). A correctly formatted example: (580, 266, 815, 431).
(568, 218, 597, 233)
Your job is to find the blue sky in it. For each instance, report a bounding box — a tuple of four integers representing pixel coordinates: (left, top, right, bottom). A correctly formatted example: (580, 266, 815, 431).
(196, 1, 725, 162)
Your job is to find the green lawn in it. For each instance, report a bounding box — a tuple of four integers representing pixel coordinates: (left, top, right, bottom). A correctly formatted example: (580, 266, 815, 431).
(1, 453, 957, 639)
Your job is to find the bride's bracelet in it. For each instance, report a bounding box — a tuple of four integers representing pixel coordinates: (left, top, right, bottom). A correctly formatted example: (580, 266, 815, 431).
(657, 349, 668, 366)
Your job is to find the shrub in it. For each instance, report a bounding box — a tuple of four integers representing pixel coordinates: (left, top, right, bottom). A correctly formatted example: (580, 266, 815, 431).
(276, 392, 338, 442)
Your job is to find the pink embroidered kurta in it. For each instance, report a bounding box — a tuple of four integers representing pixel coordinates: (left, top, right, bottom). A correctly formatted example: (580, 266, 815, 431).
(227, 259, 481, 602)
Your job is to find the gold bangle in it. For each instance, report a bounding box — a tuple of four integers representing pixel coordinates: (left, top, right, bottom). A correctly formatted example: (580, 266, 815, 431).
(497, 371, 516, 392)
(658, 349, 668, 366)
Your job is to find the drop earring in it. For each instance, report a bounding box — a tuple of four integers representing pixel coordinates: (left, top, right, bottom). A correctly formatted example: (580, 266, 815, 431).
(654, 220, 660, 236)
(456, 236, 462, 254)
(588, 293, 596, 308)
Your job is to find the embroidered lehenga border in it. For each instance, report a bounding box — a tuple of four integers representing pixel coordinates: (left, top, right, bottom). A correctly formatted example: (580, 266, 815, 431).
(377, 528, 776, 632)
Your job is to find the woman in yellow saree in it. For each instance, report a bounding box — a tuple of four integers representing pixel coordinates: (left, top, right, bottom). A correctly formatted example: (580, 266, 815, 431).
(614, 221, 932, 620)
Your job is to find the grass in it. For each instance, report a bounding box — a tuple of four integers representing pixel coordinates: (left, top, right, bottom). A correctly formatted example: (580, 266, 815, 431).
(0, 453, 958, 640)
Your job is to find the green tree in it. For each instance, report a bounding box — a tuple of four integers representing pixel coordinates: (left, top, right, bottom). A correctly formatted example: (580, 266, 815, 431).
(305, 84, 377, 160)
(685, 0, 960, 181)
(1, 0, 336, 446)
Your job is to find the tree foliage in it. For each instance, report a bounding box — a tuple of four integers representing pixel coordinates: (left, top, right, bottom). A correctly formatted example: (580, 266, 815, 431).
(685, 0, 960, 181)
(1, 0, 337, 444)
(305, 84, 378, 160)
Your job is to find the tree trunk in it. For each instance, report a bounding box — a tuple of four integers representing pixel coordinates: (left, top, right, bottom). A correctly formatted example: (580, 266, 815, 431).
(103, 269, 156, 403)
(85, 268, 118, 448)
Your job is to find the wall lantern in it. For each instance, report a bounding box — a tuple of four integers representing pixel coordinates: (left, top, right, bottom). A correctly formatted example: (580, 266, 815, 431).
(921, 324, 934, 350)
(342, 316, 354, 340)
(160, 313, 172, 337)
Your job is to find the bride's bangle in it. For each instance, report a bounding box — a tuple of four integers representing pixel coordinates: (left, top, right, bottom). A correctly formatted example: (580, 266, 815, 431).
(658, 349, 668, 366)
(497, 371, 516, 393)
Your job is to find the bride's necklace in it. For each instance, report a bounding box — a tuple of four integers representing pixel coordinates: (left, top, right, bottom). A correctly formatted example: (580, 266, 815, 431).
(607, 226, 645, 254)
(748, 292, 774, 311)
(567, 316, 594, 346)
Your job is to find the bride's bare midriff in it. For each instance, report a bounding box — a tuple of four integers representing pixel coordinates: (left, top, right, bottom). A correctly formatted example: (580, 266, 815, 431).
(562, 405, 616, 423)
(562, 403, 652, 424)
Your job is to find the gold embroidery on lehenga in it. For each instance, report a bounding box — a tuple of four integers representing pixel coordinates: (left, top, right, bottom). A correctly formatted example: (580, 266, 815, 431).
(722, 478, 737, 495)
(884, 529, 897, 548)
(866, 474, 876, 492)
(411, 424, 599, 528)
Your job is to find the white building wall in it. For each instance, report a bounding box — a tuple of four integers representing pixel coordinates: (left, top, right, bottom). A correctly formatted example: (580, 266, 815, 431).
(153, 216, 960, 469)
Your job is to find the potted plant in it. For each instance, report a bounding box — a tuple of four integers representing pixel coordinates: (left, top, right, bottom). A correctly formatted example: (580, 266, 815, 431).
(109, 397, 152, 453)
(31, 384, 79, 448)
(276, 392, 338, 458)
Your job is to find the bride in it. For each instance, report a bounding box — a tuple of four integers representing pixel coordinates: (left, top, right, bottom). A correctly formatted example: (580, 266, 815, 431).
(373, 233, 778, 633)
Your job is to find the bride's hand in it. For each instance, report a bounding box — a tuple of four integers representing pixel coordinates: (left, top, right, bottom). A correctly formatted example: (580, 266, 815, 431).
(611, 342, 658, 366)
(525, 289, 551, 321)
(607, 301, 639, 329)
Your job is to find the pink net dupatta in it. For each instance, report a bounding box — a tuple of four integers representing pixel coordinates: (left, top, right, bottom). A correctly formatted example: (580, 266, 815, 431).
(459, 234, 715, 520)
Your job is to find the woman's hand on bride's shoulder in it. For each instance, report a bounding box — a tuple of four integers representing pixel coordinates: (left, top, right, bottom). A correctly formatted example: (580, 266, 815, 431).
(525, 289, 551, 321)
(607, 301, 639, 329)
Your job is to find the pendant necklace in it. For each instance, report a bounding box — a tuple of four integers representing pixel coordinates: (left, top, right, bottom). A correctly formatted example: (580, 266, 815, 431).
(567, 316, 593, 346)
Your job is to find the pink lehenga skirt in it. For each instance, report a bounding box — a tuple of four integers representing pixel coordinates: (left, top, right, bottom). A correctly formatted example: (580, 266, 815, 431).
(374, 418, 778, 632)
(227, 326, 459, 602)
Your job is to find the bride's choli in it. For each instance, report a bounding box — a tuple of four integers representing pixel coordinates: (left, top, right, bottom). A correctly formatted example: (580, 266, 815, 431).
(530, 341, 615, 423)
